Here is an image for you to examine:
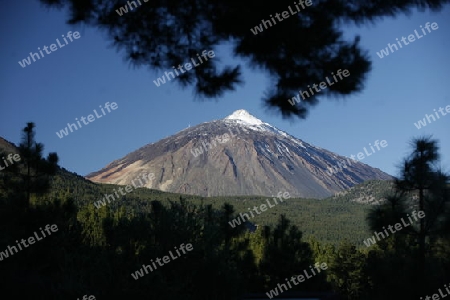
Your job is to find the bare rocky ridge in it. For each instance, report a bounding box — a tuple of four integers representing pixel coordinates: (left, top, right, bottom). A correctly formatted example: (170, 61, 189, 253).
(0, 137, 19, 154)
(85, 109, 392, 198)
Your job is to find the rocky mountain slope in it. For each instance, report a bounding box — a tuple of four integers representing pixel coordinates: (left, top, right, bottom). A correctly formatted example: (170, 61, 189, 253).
(86, 109, 392, 198)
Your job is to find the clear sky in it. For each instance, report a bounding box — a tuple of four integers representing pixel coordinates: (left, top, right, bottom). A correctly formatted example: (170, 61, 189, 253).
(1, 1, 449, 178)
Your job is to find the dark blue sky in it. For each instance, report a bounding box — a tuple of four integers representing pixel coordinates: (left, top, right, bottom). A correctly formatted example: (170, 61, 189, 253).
(1, 1, 449, 177)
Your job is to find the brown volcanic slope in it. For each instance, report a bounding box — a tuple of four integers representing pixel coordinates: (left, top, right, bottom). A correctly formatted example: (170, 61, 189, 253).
(86, 110, 392, 199)
(0, 137, 19, 154)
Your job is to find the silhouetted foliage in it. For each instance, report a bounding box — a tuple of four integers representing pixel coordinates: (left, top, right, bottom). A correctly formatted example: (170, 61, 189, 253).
(365, 136, 450, 297)
(3, 122, 60, 209)
(39, 0, 449, 119)
(3, 125, 450, 299)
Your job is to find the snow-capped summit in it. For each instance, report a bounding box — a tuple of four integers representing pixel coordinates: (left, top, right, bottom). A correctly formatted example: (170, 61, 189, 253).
(87, 109, 392, 199)
(224, 109, 263, 126)
(224, 109, 294, 140)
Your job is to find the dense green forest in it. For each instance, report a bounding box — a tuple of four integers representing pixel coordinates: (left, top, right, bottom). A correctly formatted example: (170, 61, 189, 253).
(46, 169, 390, 246)
(1, 124, 449, 299)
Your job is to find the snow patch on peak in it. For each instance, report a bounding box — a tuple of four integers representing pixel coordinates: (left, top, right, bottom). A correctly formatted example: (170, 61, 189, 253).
(225, 109, 263, 126)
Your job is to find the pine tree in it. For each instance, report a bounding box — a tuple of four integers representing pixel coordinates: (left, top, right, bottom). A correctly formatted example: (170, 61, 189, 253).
(366, 136, 450, 295)
(38, 0, 450, 120)
(14, 122, 59, 209)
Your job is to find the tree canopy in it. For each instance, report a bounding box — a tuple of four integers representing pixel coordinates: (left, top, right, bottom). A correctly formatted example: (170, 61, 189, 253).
(2, 123, 450, 298)
(366, 136, 450, 296)
(39, 0, 450, 119)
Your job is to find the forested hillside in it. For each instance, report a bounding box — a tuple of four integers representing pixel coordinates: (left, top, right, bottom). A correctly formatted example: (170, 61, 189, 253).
(1, 129, 449, 299)
(329, 180, 395, 204)
(46, 166, 379, 245)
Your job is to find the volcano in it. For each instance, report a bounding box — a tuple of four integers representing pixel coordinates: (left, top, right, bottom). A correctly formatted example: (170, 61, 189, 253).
(85, 109, 391, 198)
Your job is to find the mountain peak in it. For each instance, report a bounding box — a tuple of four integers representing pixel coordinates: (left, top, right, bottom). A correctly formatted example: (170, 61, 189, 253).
(224, 109, 263, 126)
(86, 108, 392, 198)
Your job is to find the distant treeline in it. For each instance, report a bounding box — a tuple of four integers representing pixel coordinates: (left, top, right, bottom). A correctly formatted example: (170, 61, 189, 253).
(46, 170, 381, 245)
(1, 124, 449, 299)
